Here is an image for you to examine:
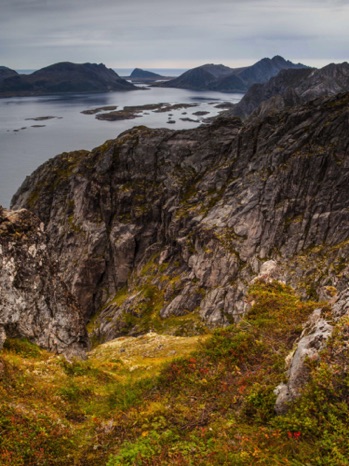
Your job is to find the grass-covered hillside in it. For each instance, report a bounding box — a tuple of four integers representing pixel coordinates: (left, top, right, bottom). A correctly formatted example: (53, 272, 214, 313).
(2, 280, 349, 465)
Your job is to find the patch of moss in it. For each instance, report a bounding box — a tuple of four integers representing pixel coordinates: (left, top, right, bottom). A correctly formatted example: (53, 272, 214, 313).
(3, 338, 42, 359)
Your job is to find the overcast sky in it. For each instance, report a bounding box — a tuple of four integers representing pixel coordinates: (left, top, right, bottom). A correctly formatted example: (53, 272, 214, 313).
(1, 0, 348, 71)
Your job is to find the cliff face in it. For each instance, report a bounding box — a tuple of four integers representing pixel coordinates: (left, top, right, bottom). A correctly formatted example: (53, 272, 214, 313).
(0, 206, 87, 356)
(12, 92, 349, 343)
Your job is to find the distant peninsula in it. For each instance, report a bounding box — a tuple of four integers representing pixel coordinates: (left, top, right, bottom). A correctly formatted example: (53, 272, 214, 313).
(0, 62, 138, 97)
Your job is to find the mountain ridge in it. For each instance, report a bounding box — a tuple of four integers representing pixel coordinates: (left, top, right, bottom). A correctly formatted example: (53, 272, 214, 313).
(156, 55, 308, 92)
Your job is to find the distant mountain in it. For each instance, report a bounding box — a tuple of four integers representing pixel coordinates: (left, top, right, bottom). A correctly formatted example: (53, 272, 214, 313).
(0, 62, 137, 97)
(130, 68, 163, 79)
(156, 63, 245, 92)
(229, 62, 349, 120)
(236, 55, 307, 86)
(0, 66, 18, 82)
(156, 56, 308, 92)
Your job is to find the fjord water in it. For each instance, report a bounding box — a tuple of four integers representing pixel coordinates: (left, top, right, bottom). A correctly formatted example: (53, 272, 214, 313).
(0, 87, 243, 207)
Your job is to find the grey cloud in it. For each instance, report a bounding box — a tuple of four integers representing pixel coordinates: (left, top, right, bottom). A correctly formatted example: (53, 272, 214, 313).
(0, 0, 348, 69)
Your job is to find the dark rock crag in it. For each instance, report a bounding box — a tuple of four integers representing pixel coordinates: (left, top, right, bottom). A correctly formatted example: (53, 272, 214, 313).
(11, 91, 349, 345)
(0, 62, 137, 97)
(0, 206, 87, 356)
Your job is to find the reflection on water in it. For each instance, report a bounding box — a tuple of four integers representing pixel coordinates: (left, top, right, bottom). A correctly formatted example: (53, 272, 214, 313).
(0, 87, 243, 207)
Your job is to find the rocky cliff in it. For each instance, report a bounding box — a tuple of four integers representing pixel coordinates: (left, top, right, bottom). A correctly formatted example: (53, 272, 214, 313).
(0, 206, 87, 355)
(0, 62, 137, 97)
(11, 91, 349, 345)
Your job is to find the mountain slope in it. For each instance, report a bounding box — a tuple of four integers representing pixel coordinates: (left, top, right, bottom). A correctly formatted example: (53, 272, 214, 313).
(0, 62, 137, 96)
(12, 91, 349, 345)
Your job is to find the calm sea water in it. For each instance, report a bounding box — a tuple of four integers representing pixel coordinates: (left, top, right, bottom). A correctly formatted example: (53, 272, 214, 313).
(0, 85, 243, 207)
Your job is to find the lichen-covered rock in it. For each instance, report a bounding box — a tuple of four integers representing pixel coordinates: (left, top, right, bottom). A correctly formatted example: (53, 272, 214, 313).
(274, 308, 333, 413)
(0, 206, 87, 355)
(274, 285, 349, 413)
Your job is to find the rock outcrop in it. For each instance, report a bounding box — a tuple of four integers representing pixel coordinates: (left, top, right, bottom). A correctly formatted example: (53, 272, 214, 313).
(274, 308, 333, 413)
(274, 284, 349, 413)
(157, 56, 307, 92)
(0, 62, 137, 97)
(11, 91, 349, 343)
(0, 206, 87, 356)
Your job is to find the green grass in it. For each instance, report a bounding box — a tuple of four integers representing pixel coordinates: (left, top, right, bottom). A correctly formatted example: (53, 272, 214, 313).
(1, 281, 349, 465)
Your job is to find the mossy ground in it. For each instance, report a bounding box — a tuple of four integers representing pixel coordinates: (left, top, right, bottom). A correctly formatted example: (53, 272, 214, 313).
(1, 281, 349, 465)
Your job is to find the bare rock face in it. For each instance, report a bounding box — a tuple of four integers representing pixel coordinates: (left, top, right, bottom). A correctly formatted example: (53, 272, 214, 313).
(0, 206, 87, 356)
(11, 92, 349, 343)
